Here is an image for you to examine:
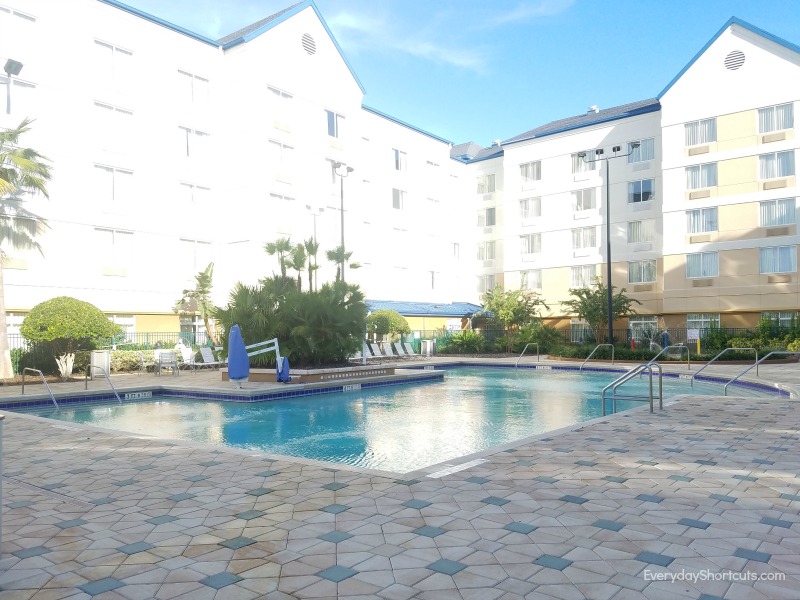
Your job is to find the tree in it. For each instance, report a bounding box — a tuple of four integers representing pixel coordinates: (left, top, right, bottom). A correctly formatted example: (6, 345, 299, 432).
(264, 237, 293, 277)
(289, 243, 306, 291)
(0, 118, 52, 378)
(561, 280, 641, 343)
(174, 262, 219, 346)
(480, 287, 549, 352)
(20, 296, 121, 379)
(303, 237, 320, 291)
(367, 309, 411, 341)
(325, 245, 360, 282)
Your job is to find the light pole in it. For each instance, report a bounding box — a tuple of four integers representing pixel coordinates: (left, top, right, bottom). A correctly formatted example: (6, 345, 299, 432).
(4, 59, 23, 115)
(578, 142, 639, 345)
(333, 161, 354, 282)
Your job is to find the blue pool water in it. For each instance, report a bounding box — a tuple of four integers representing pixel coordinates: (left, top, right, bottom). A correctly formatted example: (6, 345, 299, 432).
(13, 366, 781, 473)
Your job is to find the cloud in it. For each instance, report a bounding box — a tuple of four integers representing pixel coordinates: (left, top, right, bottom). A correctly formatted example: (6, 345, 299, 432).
(488, 0, 576, 27)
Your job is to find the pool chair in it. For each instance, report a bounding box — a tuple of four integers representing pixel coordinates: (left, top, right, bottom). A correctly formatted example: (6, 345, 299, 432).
(403, 342, 425, 359)
(382, 342, 399, 360)
(368, 342, 385, 363)
(156, 351, 180, 376)
(199, 346, 226, 369)
(178, 346, 199, 372)
(137, 351, 156, 375)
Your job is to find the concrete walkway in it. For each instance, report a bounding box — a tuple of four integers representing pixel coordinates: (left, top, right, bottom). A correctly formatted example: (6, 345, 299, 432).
(1, 358, 799, 599)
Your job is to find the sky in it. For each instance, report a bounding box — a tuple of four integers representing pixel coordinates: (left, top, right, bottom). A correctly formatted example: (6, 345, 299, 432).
(120, 0, 800, 147)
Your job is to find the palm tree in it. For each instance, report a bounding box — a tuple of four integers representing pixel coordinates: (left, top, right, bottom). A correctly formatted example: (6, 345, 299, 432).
(264, 237, 293, 277)
(0, 119, 52, 378)
(325, 245, 361, 282)
(289, 243, 306, 291)
(175, 262, 219, 346)
(303, 237, 320, 291)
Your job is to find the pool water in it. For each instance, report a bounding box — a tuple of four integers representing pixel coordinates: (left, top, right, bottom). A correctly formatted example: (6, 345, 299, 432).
(13, 367, 780, 473)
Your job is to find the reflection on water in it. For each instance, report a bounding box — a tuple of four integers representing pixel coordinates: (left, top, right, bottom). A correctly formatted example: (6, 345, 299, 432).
(21, 367, 773, 473)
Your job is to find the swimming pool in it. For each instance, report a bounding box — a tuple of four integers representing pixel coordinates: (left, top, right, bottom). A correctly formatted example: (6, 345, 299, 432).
(11, 366, 783, 473)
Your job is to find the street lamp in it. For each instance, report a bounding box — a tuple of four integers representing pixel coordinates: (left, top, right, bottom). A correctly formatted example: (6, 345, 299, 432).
(578, 141, 640, 345)
(333, 161, 354, 282)
(4, 59, 23, 115)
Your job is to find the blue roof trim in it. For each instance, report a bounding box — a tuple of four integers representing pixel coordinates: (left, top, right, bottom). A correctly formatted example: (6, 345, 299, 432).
(366, 300, 482, 317)
(362, 106, 453, 145)
(98, 0, 221, 47)
(659, 17, 800, 99)
(221, 0, 365, 94)
(462, 150, 505, 164)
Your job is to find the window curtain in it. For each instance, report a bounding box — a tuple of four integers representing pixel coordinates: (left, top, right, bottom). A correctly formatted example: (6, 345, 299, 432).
(628, 219, 655, 242)
(686, 208, 717, 233)
(760, 246, 796, 273)
(686, 252, 718, 277)
(760, 199, 795, 226)
(685, 118, 716, 145)
(686, 164, 717, 189)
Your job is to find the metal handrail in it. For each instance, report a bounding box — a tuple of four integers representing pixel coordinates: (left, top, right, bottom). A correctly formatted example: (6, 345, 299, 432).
(85, 365, 122, 404)
(515, 343, 540, 367)
(723, 350, 800, 395)
(601, 362, 663, 415)
(580, 343, 615, 372)
(21, 368, 58, 409)
(691, 347, 758, 388)
(649, 344, 691, 369)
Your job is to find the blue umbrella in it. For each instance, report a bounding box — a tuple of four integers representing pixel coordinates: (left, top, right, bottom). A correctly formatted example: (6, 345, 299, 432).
(227, 324, 249, 387)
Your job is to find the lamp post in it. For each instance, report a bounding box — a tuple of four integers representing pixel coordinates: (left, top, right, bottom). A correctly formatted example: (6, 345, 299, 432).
(4, 59, 23, 115)
(333, 161, 354, 283)
(578, 142, 640, 345)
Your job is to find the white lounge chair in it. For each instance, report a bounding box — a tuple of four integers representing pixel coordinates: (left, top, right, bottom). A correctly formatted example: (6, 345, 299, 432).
(394, 342, 408, 358)
(382, 342, 398, 359)
(368, 343, 384, 362)
(137, 351, 155, 375)
(156, 351, 179, 376)
(199, 346, 226, 369)
(403, 342, 425, 359)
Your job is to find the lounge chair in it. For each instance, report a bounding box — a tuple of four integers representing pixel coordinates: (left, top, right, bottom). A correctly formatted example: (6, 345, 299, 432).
(137, 351, 155, 375)
(179, 346, 199, 372)
(394, 342, 408, 358)
(368, 343, 384, 362)
(199, 346, 226, 369)
(403, 342, 425, 359)
(156, 351, 179, 376)
(382, 342, 399, 360)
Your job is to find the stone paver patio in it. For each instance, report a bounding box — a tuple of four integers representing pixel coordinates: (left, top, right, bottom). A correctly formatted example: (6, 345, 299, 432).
(1, 358, 800, 599)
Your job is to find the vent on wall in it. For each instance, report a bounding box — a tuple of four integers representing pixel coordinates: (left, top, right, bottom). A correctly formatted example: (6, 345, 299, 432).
(301, 34, 316, 55)
(724, 50, 745, 70)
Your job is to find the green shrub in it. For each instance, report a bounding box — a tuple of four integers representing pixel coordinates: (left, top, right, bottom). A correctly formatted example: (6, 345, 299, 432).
(513, 323, 563, 353)
(438, 330, 485, 354)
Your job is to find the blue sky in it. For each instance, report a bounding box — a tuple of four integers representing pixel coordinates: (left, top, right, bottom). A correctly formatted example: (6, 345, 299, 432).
(121, 0, 800, 147)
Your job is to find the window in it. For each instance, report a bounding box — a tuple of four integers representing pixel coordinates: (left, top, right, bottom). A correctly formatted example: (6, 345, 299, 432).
(760, 198, 796, 226)
(759, 151, 795, 179)
(520, 161, 541, 184)
(572, 151, 598, 173)
(392, 188, 405, 210)
(627, 219, 656, 243)
(93, 165, 133, 209)
(426, 160, 439, 168)
(180, 239, 213, 273)
(758, 103, 794, 133)
(686, 163, 717, 189)
(478, 207, 496, 227)
(477, 241, 496, 260)
(178, 126, 210, 159)
(686, 208, 718, 233)
(325, 110, 343, 137)
(628, 179, 655, 203)
(179, 183, 211, 211)
(268, 139, 294, 163)
(570, 321, 592, 343)
(477, 174, 496, 194)
(477, 274, 496, 294)
(570, 265, 595, 288)
(393, 148, 407, 171)
(684, 118, 716, 146)
(628, 138, 655, 163)
(686, 252, 718, 278)
(453, 243, 460, 259)
(521, 269, 542, 291)
(686, 313, 720, 331)
(178, 70, 210, 106)
(95, 102, 133, 152)
(0, 76, 35, 115)
(761, 311, 798, 328)
(519, 197, 541, 220)
(628, 260, 657, 283)
(96, 228, 133, 273)
(520, 234, 541, 255)
(571, 226, 596, 250)
(93, 40, 132, 85)
(573, 188, 596, 211)
(629, 316, 658, 343)
(760, 245, 796, 274)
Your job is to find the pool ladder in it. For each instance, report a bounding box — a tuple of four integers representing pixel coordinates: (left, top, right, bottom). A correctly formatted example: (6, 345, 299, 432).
(515, 343, 540, 367)
(21, 368, 59, 409)
(580, 344, 614, 372)
(85, 365, 122, 404)
(601, 362, 663, 416)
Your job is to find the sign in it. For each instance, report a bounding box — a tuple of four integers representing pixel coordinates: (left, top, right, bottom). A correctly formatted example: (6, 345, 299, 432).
(687, 328, 700, 341)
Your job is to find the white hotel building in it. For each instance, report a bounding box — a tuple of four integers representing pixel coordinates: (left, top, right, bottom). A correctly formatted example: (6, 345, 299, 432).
(0, 1, 798, 338)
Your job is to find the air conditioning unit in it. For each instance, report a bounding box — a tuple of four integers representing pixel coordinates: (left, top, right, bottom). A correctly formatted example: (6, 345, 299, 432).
(482, 260, 494, 267)
(766, 226, 790, 237)
(691, 279, 713, 287)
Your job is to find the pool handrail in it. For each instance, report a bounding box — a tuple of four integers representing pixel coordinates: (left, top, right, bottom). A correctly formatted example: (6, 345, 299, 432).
(691, 347, 758, 388)
(21, 368, 59, 409)
(580, 344, 614, 372)
(601, 362, 663, 415)
(648, 344, 691, 369)
(515, 343, 540, 367)
(85, 365, 122, 404)
(722, 350, 800, 396)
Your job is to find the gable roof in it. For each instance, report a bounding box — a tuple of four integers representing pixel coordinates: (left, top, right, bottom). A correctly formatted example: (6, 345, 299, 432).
(659, 16, 800, 99)
(362, 106, 452, 145)
(99, 0, 220, 46)
(366, 300, 483, 318)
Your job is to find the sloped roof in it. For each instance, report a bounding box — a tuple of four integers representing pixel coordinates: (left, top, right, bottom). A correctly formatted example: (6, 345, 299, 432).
(217, 2, 304, 45)
(363, 106, 452, 145)
(366, 300, 482, 317)
(503, 98, 660, 146)
(450, 142, 483, 160)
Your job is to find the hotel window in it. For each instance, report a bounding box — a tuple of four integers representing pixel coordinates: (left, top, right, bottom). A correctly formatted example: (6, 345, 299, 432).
(477, 207, 496, 227)
(685, 163, 717, 189)
(686, 252, 718, 278)
(684, 118, 716, 146)
(0, 6, 36, 53)
(0, 76, 35, 115)
(453, 243, 460, 259)
(628, 219, 656, 243)
(93, 165, 133, 209)
(759, 151, 795, 179)
(520, 233, 541, 255)
(760, 245, 796, 274)
(179, 183, 211, 211)
(760, 198, 796, 226)
(268, 85, 292, 103)
(93, 40, 132, 84)
(392, 188, 405, 210)
(761, 311, 798, 328)
(477, 241, 496, 260)
(570, 321, 592, 342)
(686, 313, 720, 331)
(95, 102, 133, 152)
(686, 207, 718, 233)
(519, 197, 541, 220)
(572, 151, 597, 173)
(573, 188, 596, 211)
(570, 265, 595, 288)
(477, 174, 496, 194)
(758, 103, 794, 133)
(628, 179, 654, 203)
(520, 161, 541, 184)
(477, 274, 496, 294)
(268, 140, 293, 162)
(180, 238, 213, 272)
(393, 149, 407, 171)
(571, 226, 596, 250)
(521, 269, 542, 291)
(628, 138, 654, 163)
(96, 228, 133, 273)
(628, 260, 657, 283)
(325, 110, 343, 138)
(629, 316, 658, 341)
(178, 126, 210, 159)
(178, 70, 209, 106)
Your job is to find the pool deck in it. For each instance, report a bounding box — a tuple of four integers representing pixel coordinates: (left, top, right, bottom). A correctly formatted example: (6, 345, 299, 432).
(1, 357, 800, 599)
